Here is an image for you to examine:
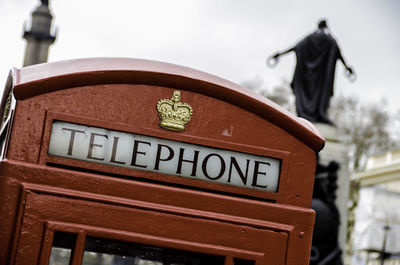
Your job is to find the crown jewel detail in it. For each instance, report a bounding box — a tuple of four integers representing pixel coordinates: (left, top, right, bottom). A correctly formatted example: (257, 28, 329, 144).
(157, 91, 193, 131)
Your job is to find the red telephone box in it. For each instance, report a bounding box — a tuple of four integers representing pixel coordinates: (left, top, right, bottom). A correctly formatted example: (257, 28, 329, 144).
(0, 58, 324, 265)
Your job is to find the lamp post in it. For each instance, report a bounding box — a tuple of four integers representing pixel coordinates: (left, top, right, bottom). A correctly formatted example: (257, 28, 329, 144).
(380, 225, 391, 265)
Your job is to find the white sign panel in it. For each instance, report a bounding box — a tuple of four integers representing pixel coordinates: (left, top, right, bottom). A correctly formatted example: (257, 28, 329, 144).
(49, 121, 281, 192)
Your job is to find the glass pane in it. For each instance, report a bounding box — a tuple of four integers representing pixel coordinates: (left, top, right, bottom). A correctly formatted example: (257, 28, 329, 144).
(49, 231, 76, 265)
(81, 236, 225, 265)
(233, 258, 255, 265)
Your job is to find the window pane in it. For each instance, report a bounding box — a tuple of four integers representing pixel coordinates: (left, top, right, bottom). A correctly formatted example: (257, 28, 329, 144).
(81, 236, 225, 265)
(49, 232, 76, 265)
(233, 258, 255, 265)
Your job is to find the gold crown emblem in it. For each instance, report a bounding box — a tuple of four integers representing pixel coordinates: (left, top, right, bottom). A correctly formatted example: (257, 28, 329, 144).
(157, 91, 193, 131)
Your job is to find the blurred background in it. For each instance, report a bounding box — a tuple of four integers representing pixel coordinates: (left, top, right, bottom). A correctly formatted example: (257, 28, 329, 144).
(0, 0, 399, 264)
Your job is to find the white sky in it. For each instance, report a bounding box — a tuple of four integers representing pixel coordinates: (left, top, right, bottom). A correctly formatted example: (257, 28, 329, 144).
(0, 0, 399, 113)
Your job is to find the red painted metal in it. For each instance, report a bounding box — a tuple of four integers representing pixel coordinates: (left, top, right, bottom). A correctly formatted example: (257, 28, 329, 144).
(0, 58, 324, 265)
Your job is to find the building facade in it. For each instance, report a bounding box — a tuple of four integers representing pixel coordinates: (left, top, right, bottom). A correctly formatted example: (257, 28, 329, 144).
(352, 149, 400, 265)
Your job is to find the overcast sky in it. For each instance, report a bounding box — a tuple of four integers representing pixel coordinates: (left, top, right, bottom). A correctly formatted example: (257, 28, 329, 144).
(1, 0, 399, 114)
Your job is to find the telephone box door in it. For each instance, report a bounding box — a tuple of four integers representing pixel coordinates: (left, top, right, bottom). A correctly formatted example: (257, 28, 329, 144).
(13, 186, 288, 265)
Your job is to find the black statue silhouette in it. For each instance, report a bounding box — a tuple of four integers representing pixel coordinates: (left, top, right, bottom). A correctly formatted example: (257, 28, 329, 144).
(311, 159, 343, 265)
(269, 19, 354, 125)
(41, 0, 49, 7)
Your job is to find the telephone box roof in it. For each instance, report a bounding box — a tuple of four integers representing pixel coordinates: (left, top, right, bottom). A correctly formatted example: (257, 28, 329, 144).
(10, 57, 324, 151)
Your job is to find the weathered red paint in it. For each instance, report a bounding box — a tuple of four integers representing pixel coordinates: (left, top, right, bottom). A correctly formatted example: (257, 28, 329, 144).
(0, 58, 324, 265)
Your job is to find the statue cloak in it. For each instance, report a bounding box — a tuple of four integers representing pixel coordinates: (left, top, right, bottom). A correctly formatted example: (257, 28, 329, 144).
(291, 31, 341, 124)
